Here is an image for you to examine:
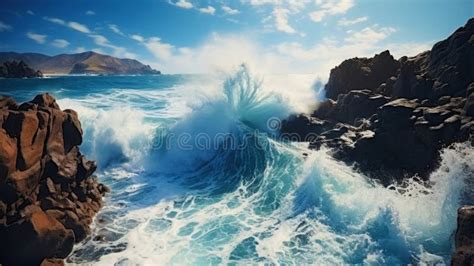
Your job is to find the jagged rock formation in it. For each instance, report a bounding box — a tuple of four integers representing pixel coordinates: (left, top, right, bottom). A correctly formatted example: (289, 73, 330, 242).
(452, 206, 474, 265)
(0, 51, 161, 75)
(0, 60, 43, 78)
(0, 94, 108, 265)
(282, 18, 474, 184)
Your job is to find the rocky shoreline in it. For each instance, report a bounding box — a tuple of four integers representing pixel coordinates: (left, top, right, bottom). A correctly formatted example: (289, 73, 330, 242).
(0, 94, 107, 265)
(282, 18, 473, 263)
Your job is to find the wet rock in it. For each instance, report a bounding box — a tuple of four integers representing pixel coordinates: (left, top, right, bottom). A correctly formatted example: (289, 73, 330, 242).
(0, 94, 108, 265)
(452, 206, 474, 265)
(282, 18, 474, 183)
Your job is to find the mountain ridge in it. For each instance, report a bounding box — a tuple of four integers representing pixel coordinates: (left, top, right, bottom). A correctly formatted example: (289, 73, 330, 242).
(0, 51, 161, 75)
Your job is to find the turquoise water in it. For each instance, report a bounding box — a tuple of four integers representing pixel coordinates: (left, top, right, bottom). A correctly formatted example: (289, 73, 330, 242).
(1, 67, 473, 265)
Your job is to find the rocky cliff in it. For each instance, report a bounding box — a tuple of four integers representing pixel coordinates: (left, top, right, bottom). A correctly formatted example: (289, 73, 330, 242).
(0, 94, 108, 265)
(0, 60, 43, 78)
(0, 51, 161, 75)
(282, 18, 474, 184)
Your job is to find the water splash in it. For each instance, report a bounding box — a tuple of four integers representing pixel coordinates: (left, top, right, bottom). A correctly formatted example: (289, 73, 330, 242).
(63, 68, 473, 265)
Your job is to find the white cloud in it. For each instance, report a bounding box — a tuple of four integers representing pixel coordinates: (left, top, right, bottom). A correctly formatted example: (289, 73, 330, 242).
(345, 26, 396, 44)
(75, 47, 87, 53)
(199, 6, 216, 15)
(338, 16, 368, 26)
(52, 39, 70, 48)
(273, 8, 296, 34)
(89, 34, 137, 59)
(222, 5, 240, 15)
(175, 0, 193, 9)
(310, 0, 354, 22)
(246, 0, 280, 5)
(92, 48, 106, 54)
(144, 37, 175, 60)
(0, 21, 12, 32)
(90, 34, 110, 46)
(44, 17, 66, 25)
(44, 17, 91, 33)
(109, 24, 125, 36)
(27, 10, 34, 15)
(86, 10, 95, 15)
(131, 34, 145, 42)
(27, 32, 47, 44)
(141, 27, 431, 79)
(68, 21, 91, 33)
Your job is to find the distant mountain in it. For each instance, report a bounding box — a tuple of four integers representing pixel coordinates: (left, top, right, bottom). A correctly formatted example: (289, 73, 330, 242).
(0, 51, 161, 75)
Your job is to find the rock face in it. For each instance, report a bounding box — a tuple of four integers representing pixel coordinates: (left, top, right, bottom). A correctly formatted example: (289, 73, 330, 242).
(324, 50, 399, 100)
(452, 206, 474, 265)
(0, 60, 43, 78)
(282, 18, 474, 185)
(0, 94, 108, 265)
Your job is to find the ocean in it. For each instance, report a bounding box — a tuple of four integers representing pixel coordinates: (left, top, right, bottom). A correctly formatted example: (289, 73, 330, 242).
(1, 66, 473, 265)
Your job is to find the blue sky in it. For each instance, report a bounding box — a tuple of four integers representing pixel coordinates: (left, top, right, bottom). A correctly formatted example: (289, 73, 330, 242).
(0, 0, 472, 75)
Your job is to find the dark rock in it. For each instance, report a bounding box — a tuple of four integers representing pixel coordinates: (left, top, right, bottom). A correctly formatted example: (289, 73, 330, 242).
(320, 90, 389, 125)
(281, 114, 333, 142)
(0, 60, 43, 78)
(465, 86, 474, 117)
(282, 18, 474, 183)
(325, 50, 399, 100)
(452, 206, 474, 265)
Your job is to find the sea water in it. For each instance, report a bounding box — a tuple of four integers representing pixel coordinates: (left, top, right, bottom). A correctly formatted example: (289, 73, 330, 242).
(1, 66, 473, 265)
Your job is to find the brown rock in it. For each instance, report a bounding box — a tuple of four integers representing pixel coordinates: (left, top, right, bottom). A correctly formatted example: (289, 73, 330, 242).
(41, 258, 65, 266)
(30, 93, 60, 109)
(0, 205, 75, 265)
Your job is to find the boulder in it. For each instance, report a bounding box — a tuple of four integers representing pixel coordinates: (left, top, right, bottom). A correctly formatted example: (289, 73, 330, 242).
(0, 94, 108, 265)
(452, 206, 474, 265)
(0, 205, 75, 265)
(324, 50, 399, 100)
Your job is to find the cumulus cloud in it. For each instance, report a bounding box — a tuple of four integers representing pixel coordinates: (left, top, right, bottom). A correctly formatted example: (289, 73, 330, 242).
(222, 5, 240, 15)
(273, 8, 296, 34)
(86, 10, 95, 15)
(27, 32, 47, 44)
(199, 6, 216, 15)
(310, 0, 354, 22)
(338, 16, 368, 26)
(109, 24, 125, 36)
(52, 39, 70, 48)
(144, 37, 175, 60)
(141, 27, 431, 79)
(345, 26, 396, 44)
(175, 0, 193, 9)
(0, 21, 12, 32)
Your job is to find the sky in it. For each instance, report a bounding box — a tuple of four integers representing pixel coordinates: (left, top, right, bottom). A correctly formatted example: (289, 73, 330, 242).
(0, 0, 472, 76)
